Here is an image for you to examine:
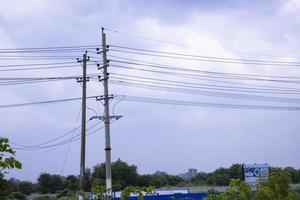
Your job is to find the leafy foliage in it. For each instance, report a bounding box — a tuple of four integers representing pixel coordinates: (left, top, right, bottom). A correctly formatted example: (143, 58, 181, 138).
(120, 186, 154, 200)
(65, 175, 79, 192)
(93, 159, 139, 190)
(0, 137, 22, 173)
(0, 173, 10, 200)
(0, 137, 22, 200)
(205, 170, 300, 200)
(37, 173, 65, 194)
(18, 181, 35, 195)
(92, 185, 111, 200)
(192, 164, 243, 186)
(4, 159, 300, 197)
(8, 191, 26, 200)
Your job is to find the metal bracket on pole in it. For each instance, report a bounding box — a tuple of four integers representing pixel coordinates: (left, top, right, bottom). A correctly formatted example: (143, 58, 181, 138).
(96, 94, 114, 101)
(76, 77, 90, 83)
(90, 115, 123, 121)
(98, 76, 109, 82)
(97, 62, 110, 70)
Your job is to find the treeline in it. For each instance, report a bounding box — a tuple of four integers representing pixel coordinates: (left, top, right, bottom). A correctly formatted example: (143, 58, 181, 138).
(190, 164, 300, 186)
(206, 171, 300, 200)
(4, 159, 300, 196)
(3, 159, 182, 196)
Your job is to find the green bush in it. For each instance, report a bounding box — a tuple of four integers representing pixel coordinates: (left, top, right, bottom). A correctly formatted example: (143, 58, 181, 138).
(8, 192, 26, 200)
(33, 196, 55, 200)
(205, 170, 300, 200)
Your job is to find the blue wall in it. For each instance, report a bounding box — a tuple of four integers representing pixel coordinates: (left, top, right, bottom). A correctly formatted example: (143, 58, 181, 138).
(114, 193, 207, 200)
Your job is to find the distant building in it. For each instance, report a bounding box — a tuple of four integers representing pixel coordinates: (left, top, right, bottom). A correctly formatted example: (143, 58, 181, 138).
(179, 168, 197, 180)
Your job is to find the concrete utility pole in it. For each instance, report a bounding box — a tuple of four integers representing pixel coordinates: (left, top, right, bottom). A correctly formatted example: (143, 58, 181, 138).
(101, 27, 113, 194)
(78, 53, 88, 190)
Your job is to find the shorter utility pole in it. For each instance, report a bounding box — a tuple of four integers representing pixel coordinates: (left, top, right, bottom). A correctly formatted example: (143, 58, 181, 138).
(77, 53, 89, 191)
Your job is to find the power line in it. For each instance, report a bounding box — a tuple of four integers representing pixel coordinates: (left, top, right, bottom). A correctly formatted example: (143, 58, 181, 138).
(109, 73, 300, 94)
(0, 73, 100, 81)
(12, 121, 100, 150)
(0, 61, 78, 68)
(0, 56, 80, 61)
(0, 45, 101, 54)
(61, 105, 82, 174)
(109, 62, 300, 84)
(109, 48, 300, 67)
(109, 57, 300, 79)
(109, 64, 300, 92)
(115, 95, 300, 111)
(0, 44, 100, 51)
(12, 123, 103, 151)
(0, 79, 70, 87)
(0, 64, 81, 72)
(110, 45, 300, 65)
(103, 27, 299, 59)
(109, 80, 300, 104)
(108, 55, 300, 90)
(0, 95, 99, 109)
(12, 119, 119, 151)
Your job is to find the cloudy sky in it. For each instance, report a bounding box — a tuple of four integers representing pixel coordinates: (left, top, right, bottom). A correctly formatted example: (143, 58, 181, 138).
(1, 0, 300, 182)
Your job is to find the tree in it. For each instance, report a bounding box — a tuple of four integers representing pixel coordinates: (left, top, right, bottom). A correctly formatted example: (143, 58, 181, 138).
(92, 159, 139, 190)
(83, 168, 92, 192)
(37, 173, 52, 194)
(50, 174, 64, 192)
(207, 168, 230, 186)
(120, 186, 154, 200)
(37, 173, 64, 194)
(228, 164, 243, 180)
(283, 167, 298, 183)
(255, 170, 292, 200)
(65, 175, 79, 192)
(0, 137, 22, 200)
(205, 170, 300, 200)
(92, 185, 111, 200)
(18, 181, 34, 195)
(191, 172, 209, 184)
(0, 173, 10, 200)
(0, 138, 22, 173)
(138, 175, 154, 187)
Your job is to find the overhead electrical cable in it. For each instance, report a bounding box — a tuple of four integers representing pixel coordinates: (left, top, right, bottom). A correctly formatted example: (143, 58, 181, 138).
(0, 61, 78, 68)
(0, 95, 99, 109)
(61, 105, 82, 174)
(109, 64, 300, 91)
(109, 62, 300, 84)
(12, 119, 119, 151)
(13, 123, 104, 150)
(104, 27, 295, 59)
(0, 44, 100, 51)
(114, 94, 300, 111)
(0, 45, 101, 54)
(0, 65, 81, 72)
(110, 45, 300, 65)
(108, 55, 300, 90)
(0, 73, 101, 80)
(0, 79, 70, 86)
(12, 120, 100, 149)
(109, 73, 300, 94)
(109, 79, 300, 104)
(109, 48, 300, 67)
(109, 58, 300, 79)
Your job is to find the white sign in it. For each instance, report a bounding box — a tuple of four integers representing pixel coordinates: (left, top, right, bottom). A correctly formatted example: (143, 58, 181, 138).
(243, 163, 269, 184)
